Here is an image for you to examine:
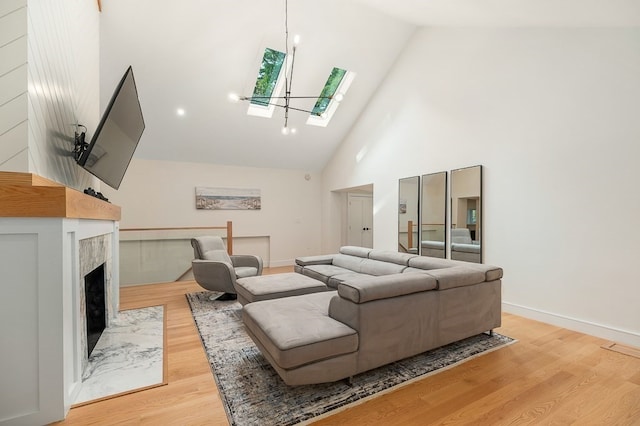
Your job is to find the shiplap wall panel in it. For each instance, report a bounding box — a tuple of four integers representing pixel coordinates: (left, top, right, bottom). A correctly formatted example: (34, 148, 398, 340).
(1, 1, 100, 190)
(0, 34, 27, 76)
(0, 5, 26, 46)
(1, 149, 28, 172)
(23, 0, 99, 189)
(0, 93, 27, 141)
(0, 0, 26, 17)
(0, 119, 27, 168)
(0, 64, 27, 105)
(0, 3, 28, 171)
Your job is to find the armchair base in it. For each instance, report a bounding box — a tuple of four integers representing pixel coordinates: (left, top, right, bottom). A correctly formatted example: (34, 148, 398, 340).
(212, 292, 237, 301)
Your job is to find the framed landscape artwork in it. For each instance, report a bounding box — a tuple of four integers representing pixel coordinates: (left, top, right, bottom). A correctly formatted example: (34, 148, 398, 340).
(195, 187, 261, 210)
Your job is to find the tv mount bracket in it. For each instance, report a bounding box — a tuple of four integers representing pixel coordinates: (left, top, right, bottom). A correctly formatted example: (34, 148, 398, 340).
(73, 124, 88, 162)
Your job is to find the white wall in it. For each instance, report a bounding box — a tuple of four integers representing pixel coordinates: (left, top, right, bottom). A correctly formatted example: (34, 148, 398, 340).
(0, 0, 99, 189)
(102, 158, 323, 266)
(321, 27, 640, 346)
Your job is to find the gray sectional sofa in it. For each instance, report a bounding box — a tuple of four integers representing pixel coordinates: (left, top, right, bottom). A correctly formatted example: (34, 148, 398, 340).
(241, 246, 502, 386)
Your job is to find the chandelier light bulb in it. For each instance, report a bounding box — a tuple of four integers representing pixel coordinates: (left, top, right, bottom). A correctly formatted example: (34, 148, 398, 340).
(334, 93, 344, 102)
(291, 128, 297, 134)
(228, 92, 240, 102)
(293, 34, 301, 45)
(281, 126, 290, 135)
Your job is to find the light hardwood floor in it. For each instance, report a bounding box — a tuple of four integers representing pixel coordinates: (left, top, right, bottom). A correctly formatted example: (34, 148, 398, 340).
(56, 267, 640, 425)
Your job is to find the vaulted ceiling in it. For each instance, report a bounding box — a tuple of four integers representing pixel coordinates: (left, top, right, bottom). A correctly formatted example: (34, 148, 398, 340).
(99, 0, 640, 172)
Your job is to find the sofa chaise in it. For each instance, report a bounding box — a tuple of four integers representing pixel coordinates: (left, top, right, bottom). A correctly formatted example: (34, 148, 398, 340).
(241, 246, 502, 386)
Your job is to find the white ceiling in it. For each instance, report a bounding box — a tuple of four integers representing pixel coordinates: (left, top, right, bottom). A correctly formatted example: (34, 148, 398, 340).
(99, 0, 415, 172)
(99, 0, 640, 172)
(355, 0, 640, 27)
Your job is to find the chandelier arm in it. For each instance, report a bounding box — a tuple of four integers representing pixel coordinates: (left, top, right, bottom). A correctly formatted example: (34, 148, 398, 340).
(288, 45, 297, 100)
(269, 103, 319, 115)
(241, 96, 333, 100)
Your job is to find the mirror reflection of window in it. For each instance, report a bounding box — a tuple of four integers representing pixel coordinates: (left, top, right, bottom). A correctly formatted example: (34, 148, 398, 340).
(420, 171, 447, 258)
(467, 208, 477, 225)
(398, 176, 420, 254)
(450, 165, 482, 263)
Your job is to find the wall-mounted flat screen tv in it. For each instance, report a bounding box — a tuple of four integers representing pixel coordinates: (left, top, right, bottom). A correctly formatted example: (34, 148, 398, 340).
(78, 66, 145, 190)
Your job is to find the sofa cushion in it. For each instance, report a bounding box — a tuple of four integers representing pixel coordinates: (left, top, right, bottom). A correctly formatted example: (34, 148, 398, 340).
(407, 256, 457, 271)
(302, 264, 353, 284)
(327, 272, 374, 289)
(243, 292, 358, 369)
(338, 273, 437, 303)
(368, 250, 417, 266)
(333, 254, 366, 272)
(424, 266, 486, 290)
(339, 246, 372, 258)
(359, 259, 407, 276)
(295, 254, 335, 266)
(402, 267, 434, 274)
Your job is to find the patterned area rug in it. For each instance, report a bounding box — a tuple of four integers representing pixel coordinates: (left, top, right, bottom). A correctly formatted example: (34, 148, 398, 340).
(186, 291, 514, 426)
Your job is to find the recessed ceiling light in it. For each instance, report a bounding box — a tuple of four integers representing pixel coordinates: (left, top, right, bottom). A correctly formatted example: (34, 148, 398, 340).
(176, 108, 186, 116)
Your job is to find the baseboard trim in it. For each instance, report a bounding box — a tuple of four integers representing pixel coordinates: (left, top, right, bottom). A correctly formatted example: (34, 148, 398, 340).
(503, 301, 640, 348)
(268, 259, 295, 268)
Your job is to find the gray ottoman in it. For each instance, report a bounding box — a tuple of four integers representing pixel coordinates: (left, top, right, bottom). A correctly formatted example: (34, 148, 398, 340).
(235, 272, 331, 305)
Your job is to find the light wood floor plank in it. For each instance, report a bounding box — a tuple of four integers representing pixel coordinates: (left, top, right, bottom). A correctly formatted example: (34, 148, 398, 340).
(55, 269, 640, 425)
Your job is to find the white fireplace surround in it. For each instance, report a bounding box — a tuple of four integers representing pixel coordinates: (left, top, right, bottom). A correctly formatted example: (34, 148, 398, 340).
(0, 217, 119, 425)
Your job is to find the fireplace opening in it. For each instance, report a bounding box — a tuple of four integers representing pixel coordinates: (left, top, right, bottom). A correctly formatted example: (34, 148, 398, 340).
(85, 263, 106, 357)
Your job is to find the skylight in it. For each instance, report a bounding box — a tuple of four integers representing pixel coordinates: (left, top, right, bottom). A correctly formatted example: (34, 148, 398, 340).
(311, 68, 347, 116)
(239, 47, 355, 127)
(307, 69, 355, 128)
(251, 48, 286, 107)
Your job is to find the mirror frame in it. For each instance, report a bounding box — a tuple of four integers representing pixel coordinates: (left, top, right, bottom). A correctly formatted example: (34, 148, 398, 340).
(398, 176, 420, 254)
(449, 165, 482, 263)
(420, 171, 447, 258)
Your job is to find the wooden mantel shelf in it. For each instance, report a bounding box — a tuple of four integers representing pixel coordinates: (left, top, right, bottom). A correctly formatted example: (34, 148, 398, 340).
(0, 172, 121, 221)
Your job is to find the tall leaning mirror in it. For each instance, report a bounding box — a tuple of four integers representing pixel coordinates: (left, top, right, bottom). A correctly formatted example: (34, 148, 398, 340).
(450, 165, 482, 263)
(420, 171, 447, 258)
(398, 176, 420, 254)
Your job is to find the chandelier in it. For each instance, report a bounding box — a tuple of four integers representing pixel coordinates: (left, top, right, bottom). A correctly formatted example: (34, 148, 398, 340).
(229, 0, 346, 135)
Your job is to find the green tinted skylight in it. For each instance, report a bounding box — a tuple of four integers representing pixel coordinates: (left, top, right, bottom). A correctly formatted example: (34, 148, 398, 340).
(312, 67, 347, 116)
(251, 48, 286, 107)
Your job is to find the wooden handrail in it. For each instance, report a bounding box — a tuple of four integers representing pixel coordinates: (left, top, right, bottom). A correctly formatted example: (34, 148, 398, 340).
(120, 221, 234, 255)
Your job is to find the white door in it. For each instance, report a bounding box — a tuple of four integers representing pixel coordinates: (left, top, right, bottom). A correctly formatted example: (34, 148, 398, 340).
(347, 194, 373, 248)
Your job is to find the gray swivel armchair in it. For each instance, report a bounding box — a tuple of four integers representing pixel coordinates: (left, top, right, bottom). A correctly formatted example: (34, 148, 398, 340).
(191, 236, 263, 300)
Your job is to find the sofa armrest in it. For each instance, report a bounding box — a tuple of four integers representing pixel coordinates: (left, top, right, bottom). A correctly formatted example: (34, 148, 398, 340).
(295, 254, 335, 267)
(231, 254, 263, 275)
(337, 273, 437, 304)
(423, 266, 486, 290)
